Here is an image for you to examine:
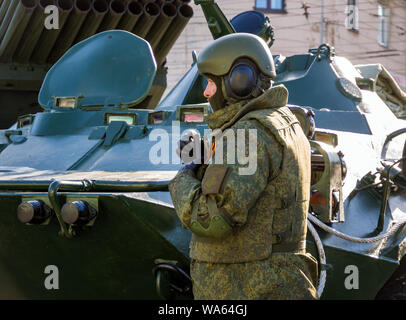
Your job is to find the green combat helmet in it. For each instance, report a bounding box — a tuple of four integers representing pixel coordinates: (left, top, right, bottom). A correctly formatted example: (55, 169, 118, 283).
(197, 33, 276, 78)
(197, 33, 276, 101)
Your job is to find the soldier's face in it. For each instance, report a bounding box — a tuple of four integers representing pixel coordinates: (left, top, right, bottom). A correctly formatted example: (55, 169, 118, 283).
(204, 78, 217, 98)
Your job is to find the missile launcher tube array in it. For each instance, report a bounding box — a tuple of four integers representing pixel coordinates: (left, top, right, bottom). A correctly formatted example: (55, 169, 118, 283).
(0, 0, 193, 65)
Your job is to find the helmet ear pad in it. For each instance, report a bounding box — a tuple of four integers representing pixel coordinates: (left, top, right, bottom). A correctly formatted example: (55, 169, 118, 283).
(224, 59, 259, 100)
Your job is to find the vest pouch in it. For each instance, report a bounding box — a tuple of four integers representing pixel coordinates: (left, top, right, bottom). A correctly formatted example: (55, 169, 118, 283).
(190, 214, 233, 239)
(271, 192, 296, 233)
(272, 207, 293, 241)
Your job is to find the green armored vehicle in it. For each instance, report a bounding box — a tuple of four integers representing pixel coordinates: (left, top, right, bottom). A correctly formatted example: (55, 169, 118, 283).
(0, 0, 405, 300)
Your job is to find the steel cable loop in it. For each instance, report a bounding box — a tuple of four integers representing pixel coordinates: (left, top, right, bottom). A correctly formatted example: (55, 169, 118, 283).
(307, 219, 327, 299)
(307, 213, 406, 244)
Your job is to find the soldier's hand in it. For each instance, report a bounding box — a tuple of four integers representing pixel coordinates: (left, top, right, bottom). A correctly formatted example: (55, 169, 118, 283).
(179, 162, 201, 175)
(178, 129, 202, 164)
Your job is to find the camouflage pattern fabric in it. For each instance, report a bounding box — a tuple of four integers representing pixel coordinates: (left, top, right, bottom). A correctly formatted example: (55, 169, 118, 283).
(169, 84, 318, 299)
(191, 253, 318, 300)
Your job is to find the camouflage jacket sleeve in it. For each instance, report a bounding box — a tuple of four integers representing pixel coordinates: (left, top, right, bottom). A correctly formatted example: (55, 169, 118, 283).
(169, 168, 202, 227)
(169, 119, 283, 228)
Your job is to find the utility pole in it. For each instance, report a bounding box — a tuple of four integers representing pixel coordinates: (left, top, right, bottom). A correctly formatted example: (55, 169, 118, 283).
(320, 0, 324, 44)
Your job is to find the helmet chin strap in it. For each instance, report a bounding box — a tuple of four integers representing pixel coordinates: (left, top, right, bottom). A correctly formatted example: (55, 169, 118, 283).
(251, 76, 273, 98)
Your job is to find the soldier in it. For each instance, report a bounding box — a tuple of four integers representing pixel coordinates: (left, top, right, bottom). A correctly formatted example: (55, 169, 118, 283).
(169, 33, 318, 300)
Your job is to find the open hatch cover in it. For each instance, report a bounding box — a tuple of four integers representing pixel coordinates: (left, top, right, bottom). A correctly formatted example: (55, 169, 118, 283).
(39, 30, 157, 108)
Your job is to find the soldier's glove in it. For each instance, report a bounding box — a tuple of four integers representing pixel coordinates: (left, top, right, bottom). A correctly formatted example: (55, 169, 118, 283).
(190, 211, 233, 239)
(179, 162, 201, 176)
(177, 129, 209, 165)
(189, 166, 235, 239)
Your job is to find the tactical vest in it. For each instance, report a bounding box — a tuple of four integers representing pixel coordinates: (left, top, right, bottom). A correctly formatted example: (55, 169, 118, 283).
(189, 106, 311, 263)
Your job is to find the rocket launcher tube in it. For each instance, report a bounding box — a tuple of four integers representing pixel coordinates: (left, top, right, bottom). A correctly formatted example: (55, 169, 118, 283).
(132, 1, 160, 38)
(31, 0, 74, 64)
(154, 3, 193, 65)
(48, 0, 91, 63)
(145, 2, 177, 51)
(154, 0, 176, 4)
(97, 0, 126, 32)
(14, 0, 56, 63)
(0, 0, 37, 62)
(0, 0, 19, 43)
(0, 0, 12, 30)
(74, 0, 108, 43)
(116, 0, 143, 32)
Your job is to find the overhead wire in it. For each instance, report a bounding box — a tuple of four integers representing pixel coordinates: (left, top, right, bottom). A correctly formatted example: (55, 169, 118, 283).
(331, 23, 405, 57)
(167, 0, 406, 87)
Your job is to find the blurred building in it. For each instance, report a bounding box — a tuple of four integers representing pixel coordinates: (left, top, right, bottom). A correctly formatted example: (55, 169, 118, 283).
(165, 0, 406, 95)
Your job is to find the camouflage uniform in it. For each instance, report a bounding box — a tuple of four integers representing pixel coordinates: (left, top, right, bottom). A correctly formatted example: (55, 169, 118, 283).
(169, 84, 318, 300)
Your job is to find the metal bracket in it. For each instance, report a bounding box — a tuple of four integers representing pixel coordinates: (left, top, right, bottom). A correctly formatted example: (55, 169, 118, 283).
(153, 262, 193, 300)
(48, 180, 94, 238)
(310, 140, 344, 223)
(316, 43, 335, 62)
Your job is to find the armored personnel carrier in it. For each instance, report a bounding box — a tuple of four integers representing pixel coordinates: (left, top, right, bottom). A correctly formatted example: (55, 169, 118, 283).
(0, 0, 405, 300)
